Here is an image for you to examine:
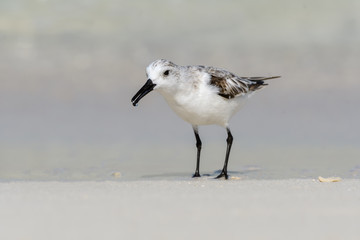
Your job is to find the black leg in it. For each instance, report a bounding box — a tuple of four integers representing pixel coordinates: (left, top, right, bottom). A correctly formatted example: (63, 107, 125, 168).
(192, 126, 202, 178)
(216, 128, 233, 179)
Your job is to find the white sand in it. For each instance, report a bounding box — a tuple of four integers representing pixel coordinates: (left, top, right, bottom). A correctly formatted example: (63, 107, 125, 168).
(1, 179, 360, 240)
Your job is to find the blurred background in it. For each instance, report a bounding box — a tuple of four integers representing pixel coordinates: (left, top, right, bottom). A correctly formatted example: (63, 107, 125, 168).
(1, 0, 359, 180)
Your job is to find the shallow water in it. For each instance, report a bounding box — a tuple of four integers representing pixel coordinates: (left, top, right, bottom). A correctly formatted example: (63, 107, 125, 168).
(1, 141, 359, 181)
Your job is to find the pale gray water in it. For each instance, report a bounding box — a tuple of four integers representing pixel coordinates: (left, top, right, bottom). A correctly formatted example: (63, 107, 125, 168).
(1, 0, 360, 181)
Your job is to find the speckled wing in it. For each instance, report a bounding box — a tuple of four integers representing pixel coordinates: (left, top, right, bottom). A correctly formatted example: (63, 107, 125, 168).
(206, 67, 279, 99)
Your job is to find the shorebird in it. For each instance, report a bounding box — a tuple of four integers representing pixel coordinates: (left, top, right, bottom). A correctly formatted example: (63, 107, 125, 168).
(131, 59, 279, 179)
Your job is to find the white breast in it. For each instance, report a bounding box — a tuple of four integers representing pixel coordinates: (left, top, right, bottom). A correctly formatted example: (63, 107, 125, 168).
(159, 81, 248, 127)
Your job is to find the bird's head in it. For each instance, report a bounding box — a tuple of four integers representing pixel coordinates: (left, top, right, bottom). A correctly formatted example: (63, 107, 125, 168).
(131, 59, 179, 106)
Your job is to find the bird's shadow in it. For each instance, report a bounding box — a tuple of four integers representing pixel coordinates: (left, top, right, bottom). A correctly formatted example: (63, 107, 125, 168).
(141, 167, 261, 180)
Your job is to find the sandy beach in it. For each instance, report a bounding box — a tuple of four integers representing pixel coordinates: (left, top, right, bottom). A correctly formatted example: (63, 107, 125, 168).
(1, 1, 360, 240)
(1, 179, 359, 240)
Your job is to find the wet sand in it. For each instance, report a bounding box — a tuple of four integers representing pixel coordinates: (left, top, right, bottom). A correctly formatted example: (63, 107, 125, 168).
(1, 179, 359, 240)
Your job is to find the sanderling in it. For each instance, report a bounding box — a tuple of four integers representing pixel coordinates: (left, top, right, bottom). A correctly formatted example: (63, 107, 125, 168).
(131, 59, 280, 179)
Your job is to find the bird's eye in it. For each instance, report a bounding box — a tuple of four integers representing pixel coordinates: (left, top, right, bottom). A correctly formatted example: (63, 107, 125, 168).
(163, 70, 170, 76)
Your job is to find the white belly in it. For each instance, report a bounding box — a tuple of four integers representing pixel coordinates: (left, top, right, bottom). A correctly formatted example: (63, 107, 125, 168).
(160, 88, 248, 127)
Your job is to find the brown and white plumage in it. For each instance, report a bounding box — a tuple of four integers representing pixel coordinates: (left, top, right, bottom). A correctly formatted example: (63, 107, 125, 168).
(195, 65, 280, 99)
(132, 59, 280, 179)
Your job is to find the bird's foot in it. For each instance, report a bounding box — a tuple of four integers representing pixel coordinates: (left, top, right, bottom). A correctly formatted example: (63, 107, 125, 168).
(215, 171, 229, 180)
(192, 172, 201, 178)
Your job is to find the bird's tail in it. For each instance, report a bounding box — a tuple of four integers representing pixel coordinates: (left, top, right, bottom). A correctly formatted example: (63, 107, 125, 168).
(247, 76, 280, 91)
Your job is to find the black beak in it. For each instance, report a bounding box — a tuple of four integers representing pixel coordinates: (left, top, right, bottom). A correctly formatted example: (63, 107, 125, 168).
(131, 79, 156, 106)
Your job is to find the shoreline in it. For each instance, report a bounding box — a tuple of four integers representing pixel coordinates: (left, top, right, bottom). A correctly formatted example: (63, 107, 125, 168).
(1, 179, 359, 240)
